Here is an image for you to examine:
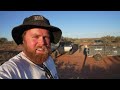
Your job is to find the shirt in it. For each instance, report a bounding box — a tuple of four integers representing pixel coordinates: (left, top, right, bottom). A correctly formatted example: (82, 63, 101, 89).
(0, 52, 59, 79)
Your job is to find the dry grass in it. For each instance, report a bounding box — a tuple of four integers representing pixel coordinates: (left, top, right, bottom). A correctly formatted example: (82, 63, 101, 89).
(0, 44, 120, 79)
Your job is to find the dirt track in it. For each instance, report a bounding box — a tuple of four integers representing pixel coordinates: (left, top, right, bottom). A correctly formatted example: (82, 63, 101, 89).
(55, 50, 120, 79)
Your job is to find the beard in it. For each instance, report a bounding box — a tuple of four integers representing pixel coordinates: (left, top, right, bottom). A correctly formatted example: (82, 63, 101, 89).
(23, 45, 52, 64)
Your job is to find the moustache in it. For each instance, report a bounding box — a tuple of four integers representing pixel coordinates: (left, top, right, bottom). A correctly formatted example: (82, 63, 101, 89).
(36, 45, 50, 49)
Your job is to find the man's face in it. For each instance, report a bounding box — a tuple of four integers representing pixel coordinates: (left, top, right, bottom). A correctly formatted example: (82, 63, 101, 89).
(22, 28, 51, 64)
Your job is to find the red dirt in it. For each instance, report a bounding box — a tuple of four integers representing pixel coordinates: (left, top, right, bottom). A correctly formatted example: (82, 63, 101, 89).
(55, 50, 120, 79)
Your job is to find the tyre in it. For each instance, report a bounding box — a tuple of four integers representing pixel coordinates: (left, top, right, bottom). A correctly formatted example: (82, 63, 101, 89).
(69, 44, 78, 55)
(53, 50, 58, 59)
(93, 54, 102, 61)
(68, 49, 73, 55)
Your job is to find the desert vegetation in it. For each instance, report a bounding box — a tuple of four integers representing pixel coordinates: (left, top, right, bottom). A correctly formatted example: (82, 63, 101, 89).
(0, 36, 120, 79)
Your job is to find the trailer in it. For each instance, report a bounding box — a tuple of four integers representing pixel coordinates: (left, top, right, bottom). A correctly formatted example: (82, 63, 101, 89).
(87, 45, 120, 61)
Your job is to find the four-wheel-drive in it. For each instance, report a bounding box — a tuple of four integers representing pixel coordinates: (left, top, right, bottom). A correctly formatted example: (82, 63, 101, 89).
(51, 41, 78, 59)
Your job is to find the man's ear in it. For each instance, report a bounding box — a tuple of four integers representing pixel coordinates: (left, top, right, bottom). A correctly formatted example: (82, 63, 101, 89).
(22, 40, 24, 44)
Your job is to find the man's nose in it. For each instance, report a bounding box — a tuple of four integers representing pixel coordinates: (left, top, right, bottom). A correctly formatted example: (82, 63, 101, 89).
(38, 37, 46, 45)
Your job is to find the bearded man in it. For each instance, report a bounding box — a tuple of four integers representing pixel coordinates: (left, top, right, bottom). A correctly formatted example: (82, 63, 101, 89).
(0, 15, 62, 79)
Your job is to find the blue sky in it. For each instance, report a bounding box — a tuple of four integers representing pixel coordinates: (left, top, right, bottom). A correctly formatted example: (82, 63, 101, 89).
(0, 11, 120, 41)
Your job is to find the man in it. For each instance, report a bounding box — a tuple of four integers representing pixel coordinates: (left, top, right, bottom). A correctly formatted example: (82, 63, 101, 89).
(0, 15, 62, 79)
(83, 45, 89, 61)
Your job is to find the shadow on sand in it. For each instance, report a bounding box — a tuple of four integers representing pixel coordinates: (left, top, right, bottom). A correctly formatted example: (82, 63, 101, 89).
(56, 56, 120, 79)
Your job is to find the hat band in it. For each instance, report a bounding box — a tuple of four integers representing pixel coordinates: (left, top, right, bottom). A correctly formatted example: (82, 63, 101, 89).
(23, 20, 50, 26)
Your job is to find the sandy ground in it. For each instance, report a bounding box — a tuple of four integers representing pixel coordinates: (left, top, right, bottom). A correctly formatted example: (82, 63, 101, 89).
(55, 50, 120, 79)
(0, 49, 120, 79)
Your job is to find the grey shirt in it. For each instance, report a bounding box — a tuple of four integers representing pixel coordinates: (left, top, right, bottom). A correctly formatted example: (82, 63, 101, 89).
(0, 52, 58, 79)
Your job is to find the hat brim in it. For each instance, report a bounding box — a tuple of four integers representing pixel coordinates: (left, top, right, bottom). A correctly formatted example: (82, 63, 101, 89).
(12, 25, 62, 45)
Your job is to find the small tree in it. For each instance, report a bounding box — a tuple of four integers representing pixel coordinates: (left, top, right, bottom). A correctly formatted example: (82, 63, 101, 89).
(0, 37, 8, 44)
(115, 36, 120, 43)
(101, 35, 115, 46)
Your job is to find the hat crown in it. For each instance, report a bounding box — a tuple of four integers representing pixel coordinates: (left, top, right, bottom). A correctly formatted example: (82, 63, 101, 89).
(12, 15, 62, 45)
(23, 15, 50, 25)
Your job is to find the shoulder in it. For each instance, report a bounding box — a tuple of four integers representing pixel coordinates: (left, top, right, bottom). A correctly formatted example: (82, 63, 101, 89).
(1, 52, 22, 67)
(0, 52, 23, 78)
(46, 56, 55, 65)
(0, 52, 22, 69)
(0, 53, 27, 79)
(0, 59, 17, 79)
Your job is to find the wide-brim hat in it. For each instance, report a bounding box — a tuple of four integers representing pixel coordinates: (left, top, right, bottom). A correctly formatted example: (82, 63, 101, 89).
(12, 15, 62, 45)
